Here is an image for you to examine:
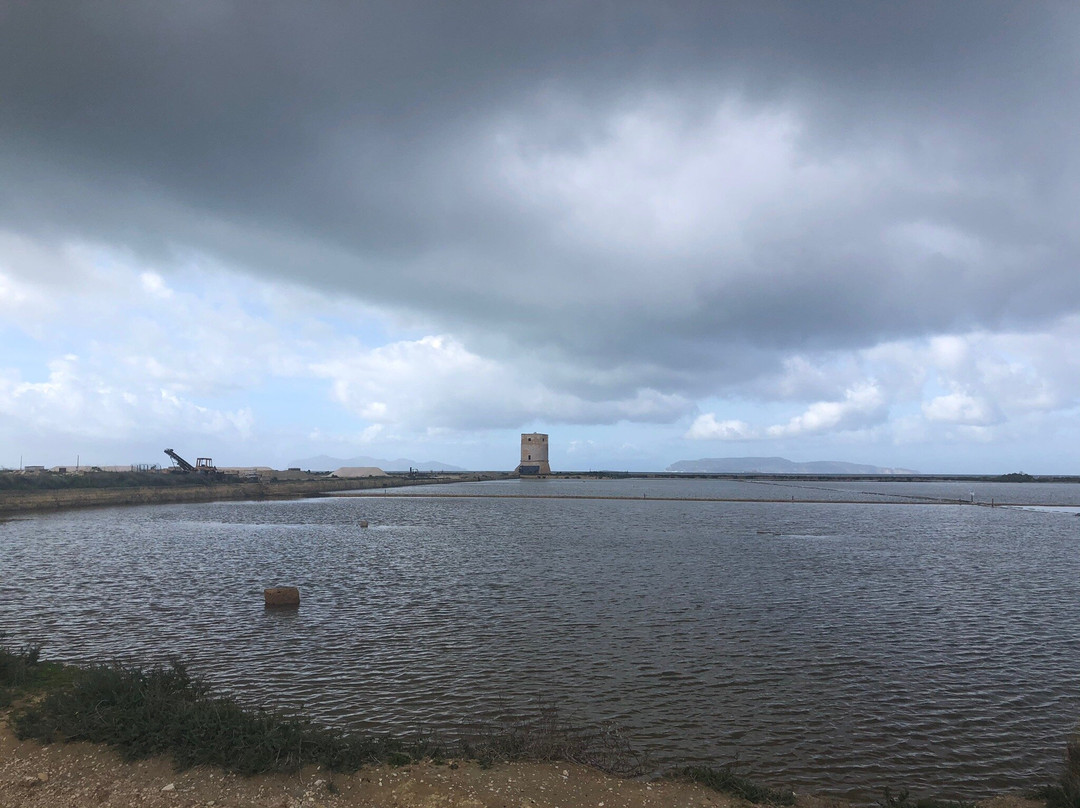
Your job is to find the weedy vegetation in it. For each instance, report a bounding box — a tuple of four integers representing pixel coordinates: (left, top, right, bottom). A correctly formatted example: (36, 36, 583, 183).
(0, 641, 76, 707)
(459, 703, 646, 776)
(877, 786, 977, 808)
(0, 470, 228, 491)
(677, 764, 796, 804)
(2, 643, 651, 779)
(9, 656, 436, 774)
(1036, 729, 1080, 808)
(14, 638, 1064, 808)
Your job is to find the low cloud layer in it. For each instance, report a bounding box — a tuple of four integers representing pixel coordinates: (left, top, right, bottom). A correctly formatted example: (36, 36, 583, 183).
(1, 3, 1078, 470)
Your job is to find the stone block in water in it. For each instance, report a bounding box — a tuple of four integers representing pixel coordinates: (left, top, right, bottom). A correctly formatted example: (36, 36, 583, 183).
(264, 586, 300, 607)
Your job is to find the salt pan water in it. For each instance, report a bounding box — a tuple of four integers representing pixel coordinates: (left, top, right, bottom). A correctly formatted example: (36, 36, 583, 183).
(1, 478, 1078, 801)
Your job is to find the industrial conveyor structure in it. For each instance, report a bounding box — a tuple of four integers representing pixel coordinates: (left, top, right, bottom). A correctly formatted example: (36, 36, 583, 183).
(164, 448, 215, 473)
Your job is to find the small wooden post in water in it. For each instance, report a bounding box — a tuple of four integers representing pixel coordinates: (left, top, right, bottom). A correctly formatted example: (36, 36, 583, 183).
(264, 586, 300, 607)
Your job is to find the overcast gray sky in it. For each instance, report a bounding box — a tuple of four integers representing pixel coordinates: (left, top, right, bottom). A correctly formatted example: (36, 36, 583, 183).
(1, 2, 1078, 472)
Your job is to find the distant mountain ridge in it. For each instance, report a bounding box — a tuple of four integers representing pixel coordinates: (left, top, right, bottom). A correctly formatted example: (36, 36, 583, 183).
(290, 454, 467, 472)
(667, 456, 919, 475)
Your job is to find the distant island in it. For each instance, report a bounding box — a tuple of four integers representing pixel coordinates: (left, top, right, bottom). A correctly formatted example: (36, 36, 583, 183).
(667, 456, 920, 475)
(290, 454, 467, 473)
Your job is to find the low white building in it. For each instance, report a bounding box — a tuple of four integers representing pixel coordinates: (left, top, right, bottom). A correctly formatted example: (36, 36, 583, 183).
(331, 467, 388, 478)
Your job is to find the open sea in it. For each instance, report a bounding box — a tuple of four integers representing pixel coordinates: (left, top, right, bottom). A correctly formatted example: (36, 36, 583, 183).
(1, 477, 1079, 800)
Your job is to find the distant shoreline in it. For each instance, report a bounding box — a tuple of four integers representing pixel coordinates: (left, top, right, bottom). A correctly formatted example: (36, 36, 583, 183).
(0, 474, 500, 517)
(330, 491, 997, 505)
(546, 471, 1080, 483)
(3, 470, 1077, 517)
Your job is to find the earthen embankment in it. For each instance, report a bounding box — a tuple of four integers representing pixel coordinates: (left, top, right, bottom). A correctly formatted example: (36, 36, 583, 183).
(0, 476, 427, 516)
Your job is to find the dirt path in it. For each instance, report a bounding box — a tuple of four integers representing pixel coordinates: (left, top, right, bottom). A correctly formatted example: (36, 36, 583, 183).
(1, 718, 741, 808)
(1, 718, 1047, 808)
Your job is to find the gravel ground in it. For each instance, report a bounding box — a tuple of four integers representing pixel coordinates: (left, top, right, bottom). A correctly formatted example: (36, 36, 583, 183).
(1, 717, 1047, 808)
(1, 718, 741, 808)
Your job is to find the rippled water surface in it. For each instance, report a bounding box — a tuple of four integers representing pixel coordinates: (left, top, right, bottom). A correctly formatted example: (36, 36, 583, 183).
(2, 479, 1079, 800)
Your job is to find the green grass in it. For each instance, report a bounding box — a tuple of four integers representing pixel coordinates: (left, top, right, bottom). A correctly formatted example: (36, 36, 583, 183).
(3, 649, 643, 778)
(677, 764, 796, 804)
(4, 641, 650, 778)
(0, 642, 41, 689)
(0, 642, 77, 707)
(10, 657, 436, 774)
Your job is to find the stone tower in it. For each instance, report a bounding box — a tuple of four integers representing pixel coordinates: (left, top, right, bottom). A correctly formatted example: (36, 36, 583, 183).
(517, 433, 551, 475)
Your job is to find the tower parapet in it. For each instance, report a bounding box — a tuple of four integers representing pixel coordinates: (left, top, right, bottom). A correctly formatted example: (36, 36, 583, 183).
(516, 433, 551, 475)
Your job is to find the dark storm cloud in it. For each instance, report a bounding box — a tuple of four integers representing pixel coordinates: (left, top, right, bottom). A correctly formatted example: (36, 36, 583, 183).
(2, 1, 1078, 398)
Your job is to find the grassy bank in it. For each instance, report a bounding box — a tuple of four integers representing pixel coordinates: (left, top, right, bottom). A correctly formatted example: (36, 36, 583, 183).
(2, 644, 1073, 806)
(1, 646, 643, 774)
(0, 474, 503, 516)
(1, 644, 785, 803)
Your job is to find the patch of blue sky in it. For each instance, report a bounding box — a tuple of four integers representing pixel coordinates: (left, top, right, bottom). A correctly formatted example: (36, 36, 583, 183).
(303, 309, 401, 349)
(0, 329, 59, 380)
(213, 378, 343, 428)
(192, 267, 403, 349)
(916, 374, 953, 401)
(690, 397, 795, 426)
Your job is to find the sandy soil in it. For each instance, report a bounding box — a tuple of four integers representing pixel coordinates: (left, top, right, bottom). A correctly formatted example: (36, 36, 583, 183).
(0, 718, 741, 808)
(0, 718, 1047, 808)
